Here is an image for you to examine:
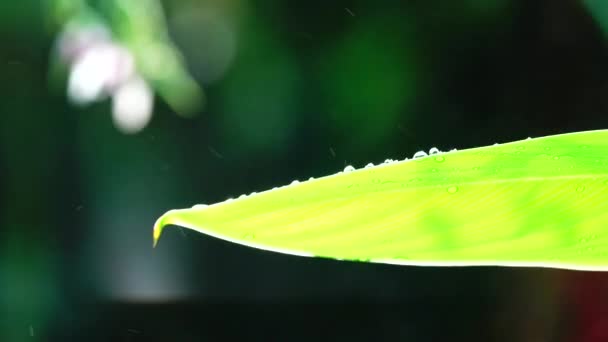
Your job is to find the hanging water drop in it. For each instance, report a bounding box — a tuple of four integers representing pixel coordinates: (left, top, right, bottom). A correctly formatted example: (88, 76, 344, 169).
(343, 165, 356, 172)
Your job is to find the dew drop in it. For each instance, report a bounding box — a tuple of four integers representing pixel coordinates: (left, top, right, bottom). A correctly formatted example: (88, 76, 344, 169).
(365, 163, 375, 168)
(291, 180, 301, 185)
(447, 186, 458, 194)
(239, 194, 247, 199)
(413, 151, 428, 159)
(434, 156, 445, 163)
(343, 165, 356, 172)
(192, 204, 209, 209)
(429, 147, 441, 155)
(308, 177, 315, 181)
(384, 159, 395, 164)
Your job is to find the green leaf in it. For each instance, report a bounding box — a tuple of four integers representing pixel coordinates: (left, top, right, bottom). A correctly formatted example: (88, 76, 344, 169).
(154, 130, 608, 271)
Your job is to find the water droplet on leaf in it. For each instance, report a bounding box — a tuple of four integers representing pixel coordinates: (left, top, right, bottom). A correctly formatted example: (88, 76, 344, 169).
(429, 147, 441, 155)
(413, 151, 428, 159)
(343, 165, 355, 172)
(447, 186, 458, 193)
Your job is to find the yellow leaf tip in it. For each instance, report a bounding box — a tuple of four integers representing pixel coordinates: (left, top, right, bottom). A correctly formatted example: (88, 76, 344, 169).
(152, 215, 166, 248)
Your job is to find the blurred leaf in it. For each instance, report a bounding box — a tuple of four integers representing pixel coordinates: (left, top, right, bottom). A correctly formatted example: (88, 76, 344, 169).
(155, 129, 608, 271)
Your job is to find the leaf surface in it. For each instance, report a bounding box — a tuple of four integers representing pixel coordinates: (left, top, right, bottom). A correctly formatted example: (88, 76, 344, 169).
(154, 130, 608, 271)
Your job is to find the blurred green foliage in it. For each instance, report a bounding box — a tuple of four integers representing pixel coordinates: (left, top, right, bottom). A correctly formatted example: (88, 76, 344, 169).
(584, 0, 608, 37)
(219, 16, 300, 156)
(321, 13, 419, 149)
(0, 0, 607, 340)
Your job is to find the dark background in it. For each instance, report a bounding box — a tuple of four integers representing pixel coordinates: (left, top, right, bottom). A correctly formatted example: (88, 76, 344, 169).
(1, 0, 608, 341)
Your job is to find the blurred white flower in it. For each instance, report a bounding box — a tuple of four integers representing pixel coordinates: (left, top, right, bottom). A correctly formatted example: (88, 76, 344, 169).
(111, 76, 154, 134)
(57, 22, 155, 134)
(53, 0, 204, 134)
(67, 41, 136, 105)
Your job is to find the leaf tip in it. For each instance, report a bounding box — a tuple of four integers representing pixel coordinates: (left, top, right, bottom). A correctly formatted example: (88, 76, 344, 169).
(152, 214, 167, 248)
